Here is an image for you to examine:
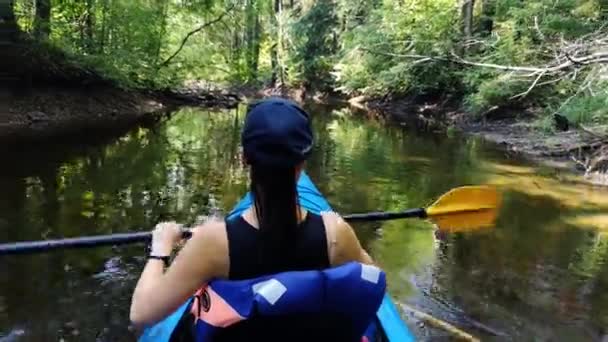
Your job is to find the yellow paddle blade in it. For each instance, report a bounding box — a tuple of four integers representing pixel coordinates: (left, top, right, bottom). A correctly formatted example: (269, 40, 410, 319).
(426, 185, 500, 216)
(425, 185, 502, 232)
(430, 208, 499, 233)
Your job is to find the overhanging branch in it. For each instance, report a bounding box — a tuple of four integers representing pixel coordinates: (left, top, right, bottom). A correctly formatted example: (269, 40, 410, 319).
(359, 47, 608, 74)
(159, 5, 235, 68)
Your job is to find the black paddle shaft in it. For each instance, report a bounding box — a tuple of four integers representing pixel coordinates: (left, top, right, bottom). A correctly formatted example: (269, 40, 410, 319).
(343, 208, 426, 222)
(0, 208, 426, 256)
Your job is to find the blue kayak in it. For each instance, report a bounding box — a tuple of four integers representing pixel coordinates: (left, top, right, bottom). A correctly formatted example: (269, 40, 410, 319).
(139, 172, 416, 342)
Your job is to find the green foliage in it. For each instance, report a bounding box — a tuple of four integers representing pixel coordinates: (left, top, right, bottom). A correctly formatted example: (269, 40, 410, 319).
(8, 0, 608, 130)
(286, 1, 339, 90)
(13, 0, 274, 88)
(333, 0, 608, 128)
(560, 93, 608, 125)
(462, 0, 606, 115)
(335, 0, 460, 96)
(464, 75, 530, 115)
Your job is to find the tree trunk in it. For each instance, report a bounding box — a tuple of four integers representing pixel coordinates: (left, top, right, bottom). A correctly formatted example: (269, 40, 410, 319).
(270, 0, 280, 86)
(99, 0, 109, 53)
(85, 0, 95, 52)
(479, 0, 494, 35)
(460, 0, 475, 55)
(34, 0, 51, 40)
(231, 27, 240, 67)
(154, 0, 169, 65)
(244, 0, 260, 82)
(245, 0, 253, 79)
(252, 13, 260, 76)
(277, 0, 285, 85)
(270, 42, 278, 85)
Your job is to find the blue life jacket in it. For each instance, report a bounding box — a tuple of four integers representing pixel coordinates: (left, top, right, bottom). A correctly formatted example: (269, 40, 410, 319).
(139, 262, 386, 341)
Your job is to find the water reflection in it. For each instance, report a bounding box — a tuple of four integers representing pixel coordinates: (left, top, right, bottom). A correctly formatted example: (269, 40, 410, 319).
(0, 103, 607, 341)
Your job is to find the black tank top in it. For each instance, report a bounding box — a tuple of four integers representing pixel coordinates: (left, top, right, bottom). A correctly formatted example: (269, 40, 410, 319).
(170, 212, 362, 342)
(212, 211, 360, 342)
(226, 212, 330, 279)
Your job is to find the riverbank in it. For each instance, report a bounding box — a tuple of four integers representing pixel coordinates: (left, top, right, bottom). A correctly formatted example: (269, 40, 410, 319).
(459, 118, 608, 186)
(0, 72, 320, 146)
(2, 75, 606, 187)
(0, 85, 244, 145)
(0, 86, 160, 144)
(355, 95, 608, 187)
(0, 36, 244, 145)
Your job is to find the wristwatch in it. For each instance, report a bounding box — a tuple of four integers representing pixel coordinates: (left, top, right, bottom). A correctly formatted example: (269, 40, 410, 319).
(145, 243, 170, 267)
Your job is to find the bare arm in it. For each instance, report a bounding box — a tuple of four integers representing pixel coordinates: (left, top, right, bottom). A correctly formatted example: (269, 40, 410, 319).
(322, 211, 374, 266)
(130, 220, 228, 327)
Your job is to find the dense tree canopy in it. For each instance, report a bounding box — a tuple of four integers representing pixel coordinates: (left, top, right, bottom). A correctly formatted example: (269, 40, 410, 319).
(8, 0, 608, 125)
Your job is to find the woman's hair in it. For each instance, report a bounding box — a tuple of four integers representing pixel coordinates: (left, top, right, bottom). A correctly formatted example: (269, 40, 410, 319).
(241, 97, 312, 272)
(250, 162, 300, 273)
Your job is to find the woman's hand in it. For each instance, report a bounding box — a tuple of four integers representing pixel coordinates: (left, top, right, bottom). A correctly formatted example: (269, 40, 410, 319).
(130, 218, 227, 327)
(151, 221, 184, 256)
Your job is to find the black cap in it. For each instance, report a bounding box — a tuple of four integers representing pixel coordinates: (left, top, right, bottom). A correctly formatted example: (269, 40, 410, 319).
(242, 97, 313, 167)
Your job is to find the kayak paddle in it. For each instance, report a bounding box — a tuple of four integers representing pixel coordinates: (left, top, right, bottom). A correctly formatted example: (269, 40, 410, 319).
(0, 185, 500, 256)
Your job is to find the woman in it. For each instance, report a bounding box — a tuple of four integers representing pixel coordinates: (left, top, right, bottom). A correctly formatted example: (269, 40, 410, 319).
(130, 98, 375, 340)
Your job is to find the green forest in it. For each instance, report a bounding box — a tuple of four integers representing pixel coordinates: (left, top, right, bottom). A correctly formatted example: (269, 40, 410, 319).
(2, 2, 608, 339)
(2, 0, 608, 127)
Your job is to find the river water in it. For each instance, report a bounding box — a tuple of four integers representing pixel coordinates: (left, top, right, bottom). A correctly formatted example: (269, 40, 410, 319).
(1, 103, 607, 341)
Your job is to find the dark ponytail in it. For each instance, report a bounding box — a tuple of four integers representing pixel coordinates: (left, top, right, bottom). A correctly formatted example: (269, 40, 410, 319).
(250, 163, 300, 273)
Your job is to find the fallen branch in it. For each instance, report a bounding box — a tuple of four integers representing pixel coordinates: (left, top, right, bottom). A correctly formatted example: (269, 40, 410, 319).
(359, 36, 608, 75)
(419, 289, 508, 337)
(359, 47, 551, 73)
(159, 5, 235, 68)
(534, 76, 565, 88)
(552, 71, 602, 116)
(579, 124, 607, 139)
(546, 139, 607, 157)
(400, 303, 480, 342)
(510, 70, 546, 99)
(358, 28, 608, 110)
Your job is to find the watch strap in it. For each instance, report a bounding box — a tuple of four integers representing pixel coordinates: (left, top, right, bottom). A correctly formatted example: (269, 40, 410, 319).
(148, 255, 170, 267)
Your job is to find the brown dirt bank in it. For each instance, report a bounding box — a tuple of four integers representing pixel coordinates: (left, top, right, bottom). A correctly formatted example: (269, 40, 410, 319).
(458, 118, 608, 186)
(0, 78, 330, 147)
(354, 95, 608, 186)
(0, 86, 163, 144)
(350, 94, 461, 131)
(0, 84, 243, 146)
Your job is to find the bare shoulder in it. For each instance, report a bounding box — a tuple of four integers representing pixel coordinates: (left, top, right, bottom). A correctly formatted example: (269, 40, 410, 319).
(321, 211, 352, 240)
(190, 218, 227, 243)
(179, 217, 229, 278)
(321, 211, 373, 266)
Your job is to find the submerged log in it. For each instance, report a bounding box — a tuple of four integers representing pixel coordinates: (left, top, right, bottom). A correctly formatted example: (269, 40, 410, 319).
(400, 303, 481, 342)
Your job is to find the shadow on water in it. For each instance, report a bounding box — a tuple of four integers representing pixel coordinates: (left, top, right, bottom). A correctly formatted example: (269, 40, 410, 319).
(0, 102, 607, 341)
